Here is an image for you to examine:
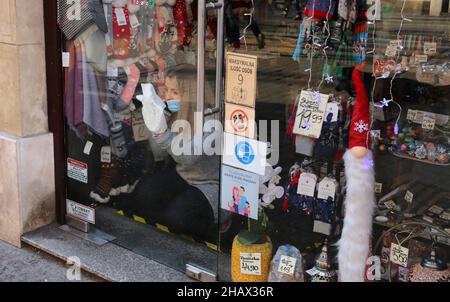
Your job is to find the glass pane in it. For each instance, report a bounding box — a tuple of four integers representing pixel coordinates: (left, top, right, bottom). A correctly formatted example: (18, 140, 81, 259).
(218, 0, 450, 282)
(59, 0, 220, 275)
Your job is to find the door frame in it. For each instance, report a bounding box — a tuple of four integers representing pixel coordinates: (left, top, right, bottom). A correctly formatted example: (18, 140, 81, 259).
(44, 0, 67, 224)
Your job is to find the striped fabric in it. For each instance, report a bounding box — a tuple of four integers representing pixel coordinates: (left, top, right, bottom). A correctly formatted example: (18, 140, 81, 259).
(57, 0, 108, 40)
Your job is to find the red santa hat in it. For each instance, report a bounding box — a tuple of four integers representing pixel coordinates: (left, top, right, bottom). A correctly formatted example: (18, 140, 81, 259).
(349, 67, 371, 150)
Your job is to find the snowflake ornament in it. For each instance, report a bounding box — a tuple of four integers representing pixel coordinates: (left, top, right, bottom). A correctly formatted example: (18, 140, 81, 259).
(375, 97, 392, 108)
(324, 74, 334, 84)
(354, 120, 369, 133)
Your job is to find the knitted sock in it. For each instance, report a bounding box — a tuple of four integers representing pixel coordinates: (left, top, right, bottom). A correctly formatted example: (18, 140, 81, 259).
(313, 112, 340, 160)
(313, 196, 336, 223)
(90, 162, 118, 204)
(113, 5, 131, 59)
(110, 123, 128, 158)
(120, 64, 140, 105)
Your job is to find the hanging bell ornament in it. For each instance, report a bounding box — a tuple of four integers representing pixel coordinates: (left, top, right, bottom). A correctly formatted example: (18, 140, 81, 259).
(311, 240, 338, 282)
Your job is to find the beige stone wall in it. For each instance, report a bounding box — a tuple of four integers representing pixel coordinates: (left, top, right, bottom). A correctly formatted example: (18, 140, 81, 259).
(0, 0, 55, 247)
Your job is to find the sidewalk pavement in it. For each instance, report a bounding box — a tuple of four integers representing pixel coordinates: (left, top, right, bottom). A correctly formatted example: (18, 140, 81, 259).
(0, 240, 103, 282)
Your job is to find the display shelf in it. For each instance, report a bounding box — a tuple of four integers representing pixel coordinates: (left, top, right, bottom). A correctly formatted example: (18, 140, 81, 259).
(373, 218, 450, 247)
(390, 151, 450, 166)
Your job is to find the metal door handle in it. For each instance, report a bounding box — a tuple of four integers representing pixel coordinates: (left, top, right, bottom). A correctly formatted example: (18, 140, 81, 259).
(197, 0, 224, 124)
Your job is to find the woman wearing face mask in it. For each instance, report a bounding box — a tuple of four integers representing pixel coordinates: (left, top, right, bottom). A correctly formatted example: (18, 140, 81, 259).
(133, 64, 223, 239)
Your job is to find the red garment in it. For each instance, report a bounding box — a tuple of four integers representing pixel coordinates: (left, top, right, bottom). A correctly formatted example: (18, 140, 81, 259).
(349, 68, 370, 149)
(173, 0, 192, 46)
(112, 6, 131, 59)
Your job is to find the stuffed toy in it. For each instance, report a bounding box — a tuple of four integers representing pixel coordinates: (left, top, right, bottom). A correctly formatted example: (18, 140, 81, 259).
(337, 65, 375, 282)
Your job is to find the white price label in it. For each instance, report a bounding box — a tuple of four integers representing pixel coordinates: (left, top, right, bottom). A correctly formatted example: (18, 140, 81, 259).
(240, 253, 261, 276)
(100, 146, 112, 163)
(424, 42, 437, 55)
(293, 91, 329, 139)
(439, 211, 450, 221)
(62, 52, 70, 68)
(306, 267, 319, 276)
(384, 200, 397, 210)
(297, 173, 317, 197)
(115, 8, 127, 26)
(83, 141, 93, 155)
(375, 182, 383, 194)
(406, 109, 417, 121)
(390, 243, 409, 268)
(404, 190, 414, 203)
(422, 116, 435, 130)
(414, 54, 428, 64)
(129, 14, 140, 28)
(107, 67, 119, 78)
(278, 255, 297, 276)
(317, 177, 336, 201)
(428, 205, 444, 215)
(385, 45, 397, 57)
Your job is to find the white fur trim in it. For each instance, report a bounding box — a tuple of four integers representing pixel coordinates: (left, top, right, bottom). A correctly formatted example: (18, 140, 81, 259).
(337, 150, 375, 282)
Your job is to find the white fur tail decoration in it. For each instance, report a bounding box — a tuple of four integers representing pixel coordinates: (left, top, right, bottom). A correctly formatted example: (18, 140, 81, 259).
(337, 150, 375, 282)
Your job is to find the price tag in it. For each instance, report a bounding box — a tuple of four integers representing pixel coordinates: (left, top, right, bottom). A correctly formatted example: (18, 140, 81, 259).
(297, 173, 317, 197)
(100, 146, 112, 163)
(384, 200, 397, 210)
(306, 267, 319, 276)
(413, 110, 424, 123)
(115, 8, 127, 26)
(293, 90, 329, 139)
(129, 14, 140, 28)
(375, 182, 383, 194)
(424, 42, 437, 55)
(325, 102, 339, 122)
(83, 141, 93, 155)
(62, 52, 70, 68)
(385, 45, 397, 57)
(390, 243, 409, 268)
(240, 253, 261, 276)
(422, 116, 435, 130)
(317, 177, 336, 201)
(107, 67, 118, 78)
(428, 205, 444, 215)
(439, 211, 450, 221)
(278, 255, 297, 276)
(406, 109, 417, 121)
(414, 54, 428, 64)
(404, 190, 414, 203)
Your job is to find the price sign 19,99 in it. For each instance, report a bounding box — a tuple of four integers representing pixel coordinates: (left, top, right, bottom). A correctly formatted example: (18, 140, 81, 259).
(292, 90, 329, 139)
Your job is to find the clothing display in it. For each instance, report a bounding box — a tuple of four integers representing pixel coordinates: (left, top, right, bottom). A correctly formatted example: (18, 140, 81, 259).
(56, 0, 450, 282)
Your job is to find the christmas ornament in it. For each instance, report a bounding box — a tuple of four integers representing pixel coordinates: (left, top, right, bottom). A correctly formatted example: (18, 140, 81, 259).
(337, 66, 375, 282)
(310, 240, 338, 282)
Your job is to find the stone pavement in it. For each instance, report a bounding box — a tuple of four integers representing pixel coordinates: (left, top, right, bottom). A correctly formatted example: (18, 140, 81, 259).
(0, 240, 103, 282)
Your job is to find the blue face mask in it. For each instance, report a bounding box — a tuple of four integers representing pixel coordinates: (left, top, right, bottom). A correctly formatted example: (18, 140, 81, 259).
(166, 99, 181, 113)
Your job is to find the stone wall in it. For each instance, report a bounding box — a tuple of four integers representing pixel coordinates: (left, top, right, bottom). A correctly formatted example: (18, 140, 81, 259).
(0, 0, 55, 247)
